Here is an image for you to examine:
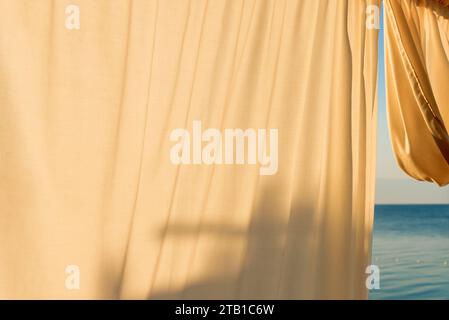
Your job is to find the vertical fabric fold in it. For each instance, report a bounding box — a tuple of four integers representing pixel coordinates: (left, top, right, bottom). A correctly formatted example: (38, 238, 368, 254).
(385, 0, 449, 185)
(0, 0, 378, 299)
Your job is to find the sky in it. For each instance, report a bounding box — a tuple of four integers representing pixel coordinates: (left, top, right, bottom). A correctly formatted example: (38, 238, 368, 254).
(375, 6, 449, 204)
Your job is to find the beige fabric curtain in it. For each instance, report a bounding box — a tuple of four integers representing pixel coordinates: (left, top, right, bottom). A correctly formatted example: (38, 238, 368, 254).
(385, 0, 449, 186)
(0, 0, 378, 299)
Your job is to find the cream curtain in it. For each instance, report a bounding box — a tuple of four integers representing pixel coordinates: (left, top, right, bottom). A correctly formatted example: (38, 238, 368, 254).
(385, 0, 449, 186)
(0, 0, 379, 299)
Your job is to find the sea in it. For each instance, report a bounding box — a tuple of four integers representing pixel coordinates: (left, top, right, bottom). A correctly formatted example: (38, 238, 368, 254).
(369, 204, 449, 300)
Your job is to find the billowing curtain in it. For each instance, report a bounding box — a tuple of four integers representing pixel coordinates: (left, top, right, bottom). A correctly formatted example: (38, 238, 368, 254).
(0, 0, 379, 299)
(385, 0, 449, 185)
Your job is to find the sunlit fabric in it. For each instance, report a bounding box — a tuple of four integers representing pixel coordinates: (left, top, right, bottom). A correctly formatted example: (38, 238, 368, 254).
(0, 0, 379, 299)
(385, 0, 449, 186)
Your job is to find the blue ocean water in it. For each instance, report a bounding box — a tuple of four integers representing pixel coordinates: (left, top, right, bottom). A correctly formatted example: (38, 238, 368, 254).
(369, 204, 449, 300)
